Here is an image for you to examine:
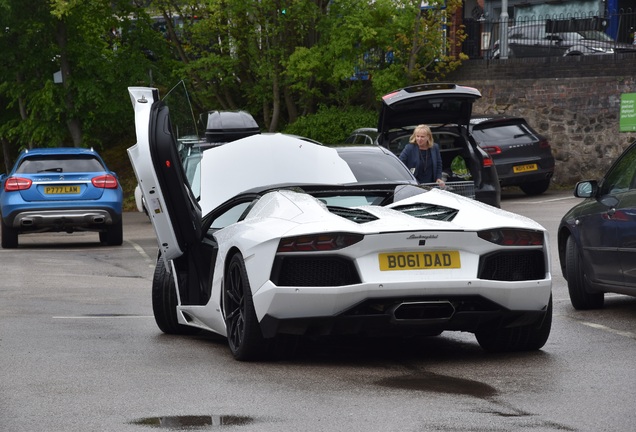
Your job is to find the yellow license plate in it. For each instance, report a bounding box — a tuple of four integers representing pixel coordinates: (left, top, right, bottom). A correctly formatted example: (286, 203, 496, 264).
(44, 185, 80, 194)
(379, 251, 461, 271)
(513, 163, 538, 173)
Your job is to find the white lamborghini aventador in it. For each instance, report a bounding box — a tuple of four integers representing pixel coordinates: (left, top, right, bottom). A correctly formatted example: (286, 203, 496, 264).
(128, 86, 552, 361)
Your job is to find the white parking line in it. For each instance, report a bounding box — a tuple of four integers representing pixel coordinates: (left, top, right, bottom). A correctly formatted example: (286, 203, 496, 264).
(553, 295, 635, 339)
(579, 321, 636, 340)
(126, 239, 155, 268)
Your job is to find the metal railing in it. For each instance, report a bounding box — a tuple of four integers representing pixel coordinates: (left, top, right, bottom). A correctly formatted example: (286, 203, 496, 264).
(462, 9, 636, 60)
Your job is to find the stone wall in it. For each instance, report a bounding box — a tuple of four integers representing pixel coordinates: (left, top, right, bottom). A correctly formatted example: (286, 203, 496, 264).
(446, 53, 636, 187)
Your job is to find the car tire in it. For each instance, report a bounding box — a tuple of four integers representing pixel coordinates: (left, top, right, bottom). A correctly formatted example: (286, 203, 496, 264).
(475, 295, 552, 352)
(99, 220, 123, 246)
(224, 253, 270, 361)
(152, 255, 201, 335)
(565, 235, 604, 309)
(1, 218, 18, 249)
(519, 179, 550, 196)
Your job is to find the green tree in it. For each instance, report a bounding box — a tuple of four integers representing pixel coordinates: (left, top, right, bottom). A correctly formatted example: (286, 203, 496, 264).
(169, 0, 325, 131)
(0, 0, 172, 168)
(286, 0, 466, 107)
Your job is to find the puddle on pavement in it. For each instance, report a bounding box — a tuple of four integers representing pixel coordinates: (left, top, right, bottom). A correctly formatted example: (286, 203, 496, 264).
(131, 415, 254, 429)
(377, 372, 497, 399)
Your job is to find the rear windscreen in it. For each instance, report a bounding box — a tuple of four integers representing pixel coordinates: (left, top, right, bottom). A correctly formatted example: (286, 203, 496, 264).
(16, 155, 105, 174)
(338, 152, 413, 183)
(472, 123, 534, 143)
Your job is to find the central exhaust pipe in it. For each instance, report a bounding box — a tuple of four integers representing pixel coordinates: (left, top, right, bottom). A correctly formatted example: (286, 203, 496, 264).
(390, 301, 455, 324)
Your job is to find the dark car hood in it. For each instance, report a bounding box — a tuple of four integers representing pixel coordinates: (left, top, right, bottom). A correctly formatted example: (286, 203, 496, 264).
(378, 84, 481, 132)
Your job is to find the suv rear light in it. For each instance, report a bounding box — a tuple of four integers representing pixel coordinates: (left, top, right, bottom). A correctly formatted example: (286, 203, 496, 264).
(482, 146, 501, 155)
(482, 154, 494, 168)
(91, 174, 119, 189)
(538, 138, 551, 149)
(4, 177, 32, 192)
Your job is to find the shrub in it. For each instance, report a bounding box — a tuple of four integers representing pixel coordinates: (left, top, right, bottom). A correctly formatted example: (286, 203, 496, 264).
(283, 105, 377, 145)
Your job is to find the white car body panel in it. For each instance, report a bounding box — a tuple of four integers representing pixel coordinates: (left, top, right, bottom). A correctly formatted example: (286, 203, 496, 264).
(198, 133, 357, 215)
(127, 87, 183, 260)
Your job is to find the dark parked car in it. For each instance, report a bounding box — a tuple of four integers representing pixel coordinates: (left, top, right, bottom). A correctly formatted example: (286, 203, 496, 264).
(345, 83, 501, 207)
(558, 140, 636, 309)
(470, 115, 555, 195)
(493, 23, 636, 58)
(0, 147, 123, 248)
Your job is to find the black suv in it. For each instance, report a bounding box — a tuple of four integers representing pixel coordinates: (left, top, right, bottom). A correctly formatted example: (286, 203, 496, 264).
(470, 115, 555, 196)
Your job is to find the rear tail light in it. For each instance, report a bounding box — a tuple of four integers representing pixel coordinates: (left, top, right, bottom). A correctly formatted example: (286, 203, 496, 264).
(4, 177, 32, 192)
(478, 228, 544, 246)
(482, 146, 501, 155)
(482, 154, 494, 168)
(277, 233, 363, 252)
(91, 174, 119, 189)
(538, 138, 551, 149)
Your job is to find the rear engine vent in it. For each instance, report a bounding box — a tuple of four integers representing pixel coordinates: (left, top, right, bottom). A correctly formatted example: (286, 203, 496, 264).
(328, 206, 378, 223)
(478, 250, 545, 281)
(271, 256, 361, 287)
(392, 203, 458, 221)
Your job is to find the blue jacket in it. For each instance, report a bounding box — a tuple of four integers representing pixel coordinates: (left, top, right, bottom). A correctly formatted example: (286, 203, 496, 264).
(399, 143, 443, 183)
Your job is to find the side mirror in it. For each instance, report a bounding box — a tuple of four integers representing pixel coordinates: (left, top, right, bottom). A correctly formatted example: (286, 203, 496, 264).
(574, 180, 597, 198)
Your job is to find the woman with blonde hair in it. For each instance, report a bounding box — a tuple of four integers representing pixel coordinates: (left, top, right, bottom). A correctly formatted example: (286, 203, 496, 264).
(398, 124, 445, 187)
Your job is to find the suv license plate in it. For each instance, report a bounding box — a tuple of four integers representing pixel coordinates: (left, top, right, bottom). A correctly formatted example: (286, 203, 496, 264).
(379, 251, 460, 271)
(513, 164, 538, 173)
(44, 186, 80, 194)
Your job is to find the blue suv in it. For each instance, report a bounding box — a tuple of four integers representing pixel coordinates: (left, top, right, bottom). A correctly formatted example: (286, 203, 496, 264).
(0, 147, 123, 248)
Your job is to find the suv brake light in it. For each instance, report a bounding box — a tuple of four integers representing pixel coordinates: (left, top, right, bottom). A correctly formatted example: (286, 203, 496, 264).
(92, 174, 119, 189)
(539, 138, 551, 149)
(4, 177, 32, 191)
(482, 146, 501, 155)
(482, 154, 494, 168)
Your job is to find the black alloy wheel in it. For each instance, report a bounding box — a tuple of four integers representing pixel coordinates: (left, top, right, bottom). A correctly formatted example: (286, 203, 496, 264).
(224, 253, 270, 361)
